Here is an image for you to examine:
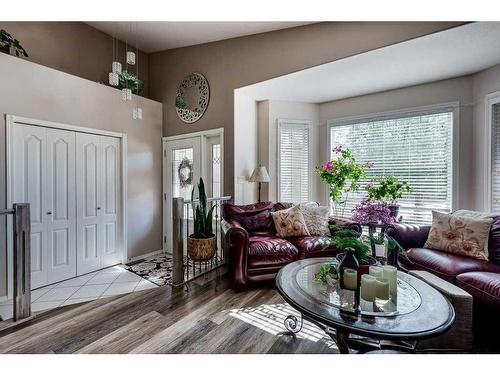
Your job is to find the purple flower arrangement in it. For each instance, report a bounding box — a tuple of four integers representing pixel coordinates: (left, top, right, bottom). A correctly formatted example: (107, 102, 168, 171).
(351, 200, 396, 225)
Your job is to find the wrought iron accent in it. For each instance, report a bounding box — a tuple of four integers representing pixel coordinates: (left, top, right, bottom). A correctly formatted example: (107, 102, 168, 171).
(283, 314, 303, 335)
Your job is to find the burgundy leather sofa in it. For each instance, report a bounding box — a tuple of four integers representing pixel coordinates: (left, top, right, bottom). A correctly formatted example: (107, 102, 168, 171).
(386, 220, 500, 349)
(222, 201, 361, 292)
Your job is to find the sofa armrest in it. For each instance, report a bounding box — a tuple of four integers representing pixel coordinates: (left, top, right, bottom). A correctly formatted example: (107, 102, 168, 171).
(385, 223, 431, 250)
(222, 219, 249, 291)
(329, 216, 362, 235)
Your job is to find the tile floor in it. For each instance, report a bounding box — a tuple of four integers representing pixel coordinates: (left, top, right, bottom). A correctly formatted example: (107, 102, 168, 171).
(0, 265, 158, 321)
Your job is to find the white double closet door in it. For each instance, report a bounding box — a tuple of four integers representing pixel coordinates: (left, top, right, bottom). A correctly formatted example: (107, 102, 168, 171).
(12, 124, 122, 289)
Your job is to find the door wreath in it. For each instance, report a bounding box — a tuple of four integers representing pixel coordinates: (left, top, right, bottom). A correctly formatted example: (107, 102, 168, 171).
(178, 157, 193, 188)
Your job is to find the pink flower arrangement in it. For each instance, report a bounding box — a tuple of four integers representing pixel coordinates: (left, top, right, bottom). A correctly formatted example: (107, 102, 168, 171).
(351, 200, 396, 225)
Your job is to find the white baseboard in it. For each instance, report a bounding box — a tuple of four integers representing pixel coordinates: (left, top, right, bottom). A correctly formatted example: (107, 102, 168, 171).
(127, 249, 166, 263)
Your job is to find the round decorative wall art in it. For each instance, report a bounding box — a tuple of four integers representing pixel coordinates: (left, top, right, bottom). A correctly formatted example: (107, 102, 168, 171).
(175, 72, 210, 123)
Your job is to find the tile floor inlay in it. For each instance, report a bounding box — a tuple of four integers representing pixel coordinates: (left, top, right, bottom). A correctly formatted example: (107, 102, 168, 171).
(0, 265, 158, 321)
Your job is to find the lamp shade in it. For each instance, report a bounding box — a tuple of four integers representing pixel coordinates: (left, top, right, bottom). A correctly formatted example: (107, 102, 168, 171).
(249, 165, 270, 183)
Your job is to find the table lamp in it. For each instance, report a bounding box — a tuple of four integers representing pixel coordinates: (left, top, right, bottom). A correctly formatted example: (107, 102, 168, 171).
(249, 165, 270, 203)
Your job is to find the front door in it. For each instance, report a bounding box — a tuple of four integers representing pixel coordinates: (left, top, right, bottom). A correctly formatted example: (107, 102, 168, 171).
(164, 137, 202, 252)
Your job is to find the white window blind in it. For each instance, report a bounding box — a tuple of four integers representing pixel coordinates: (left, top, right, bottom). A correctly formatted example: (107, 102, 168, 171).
(278, 121, 311, 203)
(329, 108, 454, 224)
(491, 102, 500, 211)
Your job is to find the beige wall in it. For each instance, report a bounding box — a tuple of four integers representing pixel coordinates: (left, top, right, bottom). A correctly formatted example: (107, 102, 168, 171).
(149, 22, 464, 200)
(472, 63, 500, 210)
(0, 53, 163, 297)
(318, 76, 475, 210)
(257, 100, 323, 204)
(0, 22, 150, 96)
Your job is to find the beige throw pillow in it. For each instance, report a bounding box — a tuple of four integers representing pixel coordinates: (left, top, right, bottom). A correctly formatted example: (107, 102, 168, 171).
(271, 205, 310, 238)
(299, 204, 330, 236)
(424, 211, 493, 261)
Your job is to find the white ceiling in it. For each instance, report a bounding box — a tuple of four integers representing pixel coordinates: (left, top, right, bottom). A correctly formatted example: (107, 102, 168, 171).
(238, 22, 500, 103)
(87, 22, 313, 53)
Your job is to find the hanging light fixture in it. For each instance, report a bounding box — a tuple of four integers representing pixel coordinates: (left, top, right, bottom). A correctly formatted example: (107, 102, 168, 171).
(122, 88, 132, 101)
(108, 32, 119, 87)
(132, 22, 143, 119)
(127, 51, 136, 65)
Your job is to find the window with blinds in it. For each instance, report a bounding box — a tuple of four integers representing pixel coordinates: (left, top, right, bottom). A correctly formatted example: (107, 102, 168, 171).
(329, 108, 454, 224)
(491, 102, 500, 211)
(278, 121, 311, 203)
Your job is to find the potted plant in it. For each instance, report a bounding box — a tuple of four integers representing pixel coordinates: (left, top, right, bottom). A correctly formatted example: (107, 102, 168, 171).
(365, 176, 411, 219)
(188, 178, 217, 261)
(324, 226, 377, 271)
(351, 200, 396, 225)
(0, 29, 28, 57)
(316, 145, 373, 217)
(117, 70, 144, 94)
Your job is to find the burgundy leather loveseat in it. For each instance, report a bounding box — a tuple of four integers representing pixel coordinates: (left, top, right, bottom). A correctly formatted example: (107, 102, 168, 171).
(386, 220, 500, 349)
(222, 201, 361, 292)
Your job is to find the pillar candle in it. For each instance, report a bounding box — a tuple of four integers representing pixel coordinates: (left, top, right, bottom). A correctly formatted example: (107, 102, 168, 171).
(360, 274, 377, 302)
(375, 278, 390, 300)
(343, 268, 357, 290)
(369, 266, 383, 280)
(383, 265, 398, 298)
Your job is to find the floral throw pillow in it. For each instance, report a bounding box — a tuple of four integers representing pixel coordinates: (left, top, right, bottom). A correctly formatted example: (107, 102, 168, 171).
(271, 205, 310, 238)
(424, 211, 493, 261)
(299, 204, 330, 236)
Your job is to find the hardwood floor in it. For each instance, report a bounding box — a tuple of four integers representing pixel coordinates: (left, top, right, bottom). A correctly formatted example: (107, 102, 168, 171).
(0, 277, 338, 354)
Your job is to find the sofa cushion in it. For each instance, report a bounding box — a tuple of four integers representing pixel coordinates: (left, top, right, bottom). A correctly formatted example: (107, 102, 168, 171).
(398, 247, 500, 283)
(247, 236, 299, 268)
(299, 204, 330, 236)
(288, 236, 338, 258)
(223, 201, 275, 234)
(488, 216, 500, 265)
(456, 272, 500, 311)
(271, 205, 310, 238)
(424, 211, 492, 261)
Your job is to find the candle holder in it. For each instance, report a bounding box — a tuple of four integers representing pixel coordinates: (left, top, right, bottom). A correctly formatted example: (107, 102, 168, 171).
(338, 247, 361, 314)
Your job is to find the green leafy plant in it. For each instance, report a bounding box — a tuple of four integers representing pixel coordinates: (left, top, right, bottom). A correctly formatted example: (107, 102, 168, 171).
(117, 70, 144, 94)
(316, 145, 373, 217)
(190, 178, 216, 239)
(314, 262, 338, 284)
(365, 176, 411, 203)
(0, 29, 28, 57)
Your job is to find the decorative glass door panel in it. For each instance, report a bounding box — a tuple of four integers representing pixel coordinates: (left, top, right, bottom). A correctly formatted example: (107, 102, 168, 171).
(164, 138, 201, 253)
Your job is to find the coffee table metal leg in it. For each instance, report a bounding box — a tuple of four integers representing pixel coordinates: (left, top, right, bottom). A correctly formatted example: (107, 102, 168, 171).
(335, 329, 350, 354)
(281, 314, 304, 336)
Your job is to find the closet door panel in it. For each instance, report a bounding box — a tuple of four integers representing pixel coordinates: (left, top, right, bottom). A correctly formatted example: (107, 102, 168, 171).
(12, 124, 48, 289)
(76, 133, 102, 274)
(46, 129, 77, 283)
(100, 136, 122, 267)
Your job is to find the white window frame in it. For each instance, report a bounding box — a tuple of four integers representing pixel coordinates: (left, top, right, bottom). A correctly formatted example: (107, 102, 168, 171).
(326, 102, 460, 214)
(277, 119, 313, 203)
(486, 91, 500, 211)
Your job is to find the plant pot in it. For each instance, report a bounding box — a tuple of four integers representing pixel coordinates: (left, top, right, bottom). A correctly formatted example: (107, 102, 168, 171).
(188, 234, 216, 261)
(388, 204, 400, 219)
(374, 243, 386, 258)
(335, 253, 378, 276)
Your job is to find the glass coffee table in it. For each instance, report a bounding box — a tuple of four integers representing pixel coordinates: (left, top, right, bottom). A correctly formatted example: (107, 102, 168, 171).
(276, 257, 455, 354)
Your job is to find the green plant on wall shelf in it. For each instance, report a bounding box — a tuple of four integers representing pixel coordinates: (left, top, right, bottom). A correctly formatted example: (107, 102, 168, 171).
(0, 29, 28, 57)
(117, 70, 144, 94)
